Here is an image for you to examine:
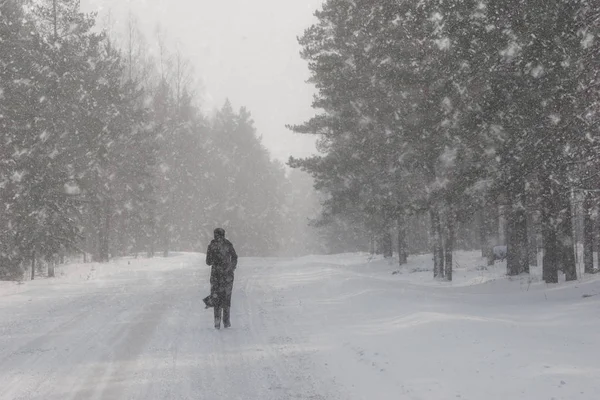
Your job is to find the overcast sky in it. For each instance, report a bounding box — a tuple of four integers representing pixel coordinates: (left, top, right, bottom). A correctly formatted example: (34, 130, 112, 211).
(81, 0, 321, 161)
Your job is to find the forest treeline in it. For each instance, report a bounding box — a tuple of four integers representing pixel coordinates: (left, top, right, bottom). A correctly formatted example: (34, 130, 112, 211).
(0, 0, 327, 279)
(290, 0, 600, 282)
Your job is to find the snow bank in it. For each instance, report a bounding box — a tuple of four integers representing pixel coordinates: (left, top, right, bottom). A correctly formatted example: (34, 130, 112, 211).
(0, 252, 202, 298)
(287, 250, 600, 291)
(243, 251, 600, 400)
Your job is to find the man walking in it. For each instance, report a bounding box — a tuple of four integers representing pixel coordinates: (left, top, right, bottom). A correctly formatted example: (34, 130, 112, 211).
(205, 228, 238, 329)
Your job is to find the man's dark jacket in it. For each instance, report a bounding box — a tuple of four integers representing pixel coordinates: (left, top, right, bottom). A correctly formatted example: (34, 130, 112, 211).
(205, 238, 238, 307)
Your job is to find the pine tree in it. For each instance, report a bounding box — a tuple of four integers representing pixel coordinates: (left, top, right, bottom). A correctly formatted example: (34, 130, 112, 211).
(0, 0, 45, 277)
(208, 101, 288, 255)
(1, 0, 84, 276)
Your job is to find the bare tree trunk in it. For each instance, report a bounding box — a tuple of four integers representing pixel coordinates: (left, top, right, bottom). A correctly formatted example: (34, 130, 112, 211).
(506, 208, 519, 275)
(541, 176, 558, 283)
(527, 211, 538, 267)
(478, 211, 487, 258)
(163, 209, 171, 258)
(93, 203, 101, 262)
(444, 210, 454, 281)
(148, 240, 155, 258)
(98, 199, 111, 263)
(31, 251, 36, 281)
(163, 227, 170, 258)
(430, 207, 444, 278)
(540, 179, 576, 282)
(558, 190, 577, 281)
(485, 202, 499, 266)
(498, 204, 507, 246)
(147, 209, 155, 258)
(382, 229, 393, 259)
(507, 180, 529, 275)
(583, 191, 594, 274)
(595, 207, 600, 271)
(103, 199, 111, 262)
(48, 256, 55, 278)
(541, 216, 558, 283)
(397, 216, 408, 265)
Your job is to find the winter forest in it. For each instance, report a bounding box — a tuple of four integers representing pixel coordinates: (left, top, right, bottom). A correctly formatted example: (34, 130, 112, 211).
(2, 0, 600, 283)
(0, 0, 329, 280)
(290, 0, 600, 283)
(2, 0, 600, 399)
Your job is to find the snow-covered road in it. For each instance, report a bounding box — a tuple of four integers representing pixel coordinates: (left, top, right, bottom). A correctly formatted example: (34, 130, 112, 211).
(0, 252, 598, 399)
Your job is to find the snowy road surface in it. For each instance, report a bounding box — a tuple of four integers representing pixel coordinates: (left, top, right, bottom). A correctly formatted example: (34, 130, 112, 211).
(0, 252, 599, 400)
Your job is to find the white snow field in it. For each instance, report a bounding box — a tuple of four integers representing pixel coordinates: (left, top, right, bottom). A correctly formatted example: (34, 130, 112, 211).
(0, 251, 598, 400)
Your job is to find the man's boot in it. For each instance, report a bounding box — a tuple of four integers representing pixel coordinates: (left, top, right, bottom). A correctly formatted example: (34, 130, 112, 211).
(214, 307, 222, 329)
(223, 307, 231, 328)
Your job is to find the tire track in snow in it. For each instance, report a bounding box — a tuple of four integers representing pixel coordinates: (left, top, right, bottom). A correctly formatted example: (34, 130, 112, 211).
(0, 290, 129, 400)
(0, 255, 346, 400)
(72, 290, 173, 400)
